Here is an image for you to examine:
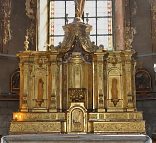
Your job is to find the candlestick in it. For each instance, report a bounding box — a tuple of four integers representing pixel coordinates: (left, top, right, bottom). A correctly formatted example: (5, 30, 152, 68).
(24, 30, 29, 51)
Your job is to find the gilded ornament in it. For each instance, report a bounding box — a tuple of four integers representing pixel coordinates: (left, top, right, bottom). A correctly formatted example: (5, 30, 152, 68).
(10, 4, 145, 134)
(74, 0, 85, 19)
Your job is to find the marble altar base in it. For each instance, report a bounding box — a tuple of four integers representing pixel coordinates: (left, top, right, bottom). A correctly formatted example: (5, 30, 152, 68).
(1, 134, 152, 143)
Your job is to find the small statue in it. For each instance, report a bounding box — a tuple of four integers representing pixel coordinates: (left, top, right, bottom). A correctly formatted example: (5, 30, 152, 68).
(24, 31, 29, 51)
(74, 0, 85, 19)
(37, 78, 44, 107)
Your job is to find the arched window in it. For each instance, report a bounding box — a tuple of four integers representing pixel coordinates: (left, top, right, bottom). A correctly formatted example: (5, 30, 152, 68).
(48, 0, 113, 50)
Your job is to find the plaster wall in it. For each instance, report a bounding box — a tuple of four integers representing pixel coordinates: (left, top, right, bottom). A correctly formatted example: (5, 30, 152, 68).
(131, 0, 156, 90)
(0, 0, 27, 94)
(0, 100, 19, 136)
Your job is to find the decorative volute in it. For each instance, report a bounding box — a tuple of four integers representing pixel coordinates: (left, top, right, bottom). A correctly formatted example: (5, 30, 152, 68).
(59, 22, 97, 53)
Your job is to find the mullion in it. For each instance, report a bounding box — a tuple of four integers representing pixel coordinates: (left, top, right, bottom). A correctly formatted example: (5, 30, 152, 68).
(47, 0, 50, 44)
(96, 0, 98, 45)
(91, 34, 113, 36)
(50, 35, 64, 37)
(112, 0, 115, 49)
(50, 0, 111, 1)
(49, 34, 113, 37)
(51, 16, 112, 19)
(65, 0, 66, 25)
(84, 16, 112, 18)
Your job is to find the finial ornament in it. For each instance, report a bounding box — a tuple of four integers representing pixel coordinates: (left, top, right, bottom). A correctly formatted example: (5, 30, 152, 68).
(74, 0, 86, 21)
(86, 13, 89, 24)
(24, 30, 29, 51)
(66, 13, 69, 24)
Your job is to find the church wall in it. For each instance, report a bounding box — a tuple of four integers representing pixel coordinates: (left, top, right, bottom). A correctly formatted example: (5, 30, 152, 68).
(0, 100, 19, 136)
(1, 0, 28, 55)
(131, 0, 155, 90)
(131, 0, 156, 138)
(0, 0, 156, 138)
(132, 0, 152, 55)
(0, 57, 18, 94)
(9, 0, 28, 54)
(137, 99, 156, 137)
(0, 0, 26, 136)
(0, 0, 27, 94)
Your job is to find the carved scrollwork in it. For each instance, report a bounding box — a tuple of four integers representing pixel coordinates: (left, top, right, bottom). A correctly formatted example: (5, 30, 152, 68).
(68, 88, 86, 102)
(37, 56, 49, 67)
(108, 54, 118, 66)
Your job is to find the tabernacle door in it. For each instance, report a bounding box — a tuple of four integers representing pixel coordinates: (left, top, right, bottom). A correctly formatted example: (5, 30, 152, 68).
(67, 102, 87, 133)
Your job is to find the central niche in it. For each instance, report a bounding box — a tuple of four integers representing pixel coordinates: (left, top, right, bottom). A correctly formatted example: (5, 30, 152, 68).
(61, 52, 93, 110)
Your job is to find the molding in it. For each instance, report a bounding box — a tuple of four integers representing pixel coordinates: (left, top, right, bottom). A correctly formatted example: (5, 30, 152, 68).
(136, 92, 156, 101)
(0, 93, 19, 101)
(0, 53, 17, 58)
(137, 53, 156, 57)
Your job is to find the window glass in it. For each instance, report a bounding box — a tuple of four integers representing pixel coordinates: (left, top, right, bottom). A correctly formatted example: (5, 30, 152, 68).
(84, 1, 96, 17)
(49, 0, 113, 50)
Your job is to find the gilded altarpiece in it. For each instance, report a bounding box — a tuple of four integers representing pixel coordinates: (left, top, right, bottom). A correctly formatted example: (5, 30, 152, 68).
(10, 11, 145, 134)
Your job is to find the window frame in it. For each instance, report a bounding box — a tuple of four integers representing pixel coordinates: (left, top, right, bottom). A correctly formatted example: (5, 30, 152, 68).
(48, 0, 115, 50)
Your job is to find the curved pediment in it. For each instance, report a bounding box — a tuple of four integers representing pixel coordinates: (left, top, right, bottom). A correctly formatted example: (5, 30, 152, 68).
(58, 22, 98, 53)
